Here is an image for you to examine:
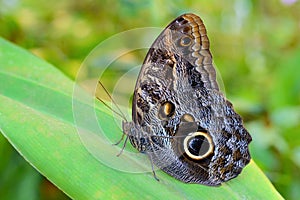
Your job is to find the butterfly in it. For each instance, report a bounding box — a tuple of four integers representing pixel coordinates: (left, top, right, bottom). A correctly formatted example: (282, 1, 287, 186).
(101, 13, 252, 186)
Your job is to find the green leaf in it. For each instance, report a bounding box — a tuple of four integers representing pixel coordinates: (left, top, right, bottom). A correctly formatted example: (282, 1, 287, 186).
(0, 37, 283, 199)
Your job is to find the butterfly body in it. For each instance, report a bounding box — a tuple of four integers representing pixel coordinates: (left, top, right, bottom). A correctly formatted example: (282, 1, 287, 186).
(122, 13, 251, 186)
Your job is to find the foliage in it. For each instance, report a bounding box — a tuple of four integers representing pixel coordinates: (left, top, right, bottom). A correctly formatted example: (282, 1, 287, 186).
(0, 0, 299, 199)
(0, 37, 283, 200)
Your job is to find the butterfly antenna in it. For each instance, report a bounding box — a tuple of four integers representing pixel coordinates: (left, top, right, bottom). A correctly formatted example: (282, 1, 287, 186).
(96, 81, 130, 156)
(95, 96, 127, 121)
(97, 80, 128, 122)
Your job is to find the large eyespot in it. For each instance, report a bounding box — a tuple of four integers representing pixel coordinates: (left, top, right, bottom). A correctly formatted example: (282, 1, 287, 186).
(158, 101, 175, 119)
(183, 132, 214, 160)
(180, 36, 192, 46)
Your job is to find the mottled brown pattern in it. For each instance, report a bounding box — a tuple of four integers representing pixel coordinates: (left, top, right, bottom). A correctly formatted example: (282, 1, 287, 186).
(122, 13, 252, 186)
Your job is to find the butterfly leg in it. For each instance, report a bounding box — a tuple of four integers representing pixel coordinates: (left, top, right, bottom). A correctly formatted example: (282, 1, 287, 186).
(146, 152, 160, 181)
(116, 135, 129, 157)
(114, 132, 126, 146)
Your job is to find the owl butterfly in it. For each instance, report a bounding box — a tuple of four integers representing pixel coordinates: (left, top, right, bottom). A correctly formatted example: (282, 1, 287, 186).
(100, 13, 252, 186)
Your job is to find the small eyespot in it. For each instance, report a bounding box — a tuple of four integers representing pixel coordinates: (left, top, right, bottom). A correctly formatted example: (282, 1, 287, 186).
(183, 132, 214, 160)
(180, 36, 192, 46)
(158, 101, 175, 119)
(181, 114, 195, 122)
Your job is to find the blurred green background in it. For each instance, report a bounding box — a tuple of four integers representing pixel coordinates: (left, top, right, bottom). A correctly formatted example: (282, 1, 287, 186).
(0, 0, 299, 199)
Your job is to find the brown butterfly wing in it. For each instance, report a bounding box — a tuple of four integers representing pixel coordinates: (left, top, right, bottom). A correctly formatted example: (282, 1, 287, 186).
(132, 13, 218, 121)
(124, 13, 251, 185)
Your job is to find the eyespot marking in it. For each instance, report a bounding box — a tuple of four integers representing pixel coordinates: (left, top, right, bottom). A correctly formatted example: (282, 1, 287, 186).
(183, 131, 214, 160)
(180, 36, 192, 46)
(158, 101, 175, 119)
